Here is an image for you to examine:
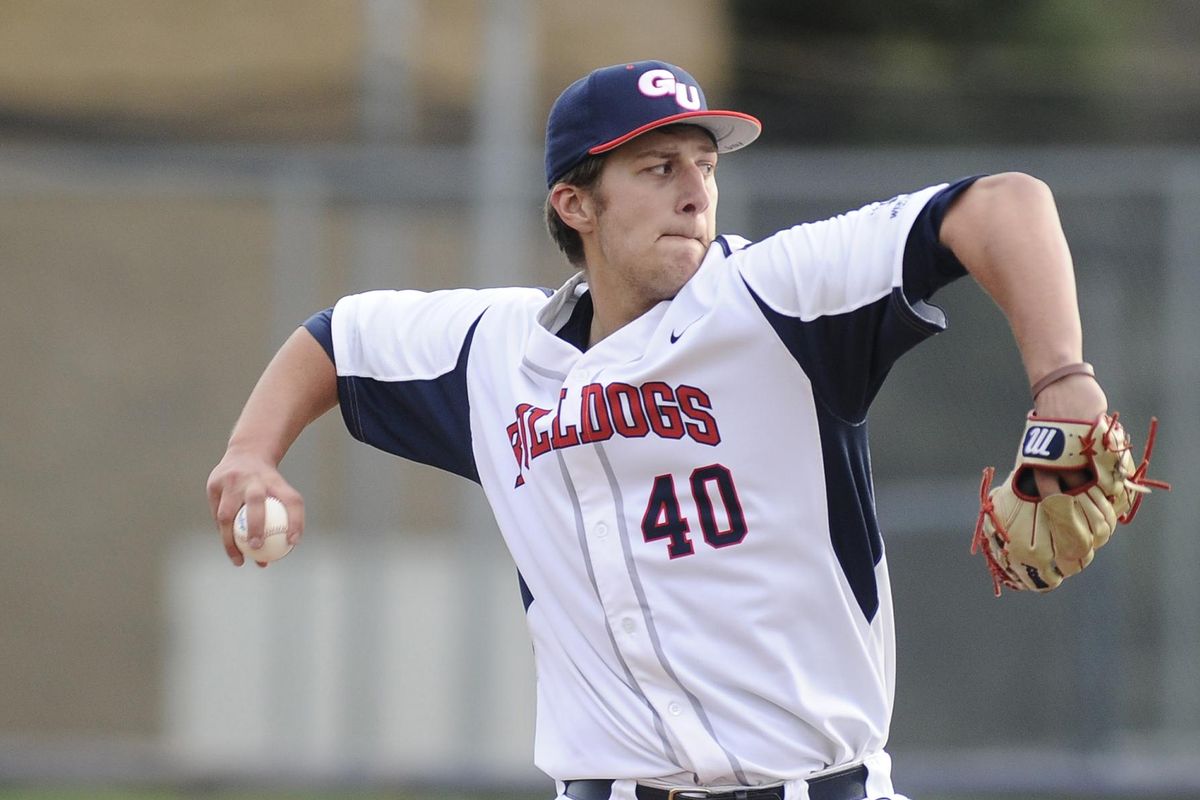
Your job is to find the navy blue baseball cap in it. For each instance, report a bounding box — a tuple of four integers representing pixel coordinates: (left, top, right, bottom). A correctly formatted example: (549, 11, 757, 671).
(545, 60, 762, 188)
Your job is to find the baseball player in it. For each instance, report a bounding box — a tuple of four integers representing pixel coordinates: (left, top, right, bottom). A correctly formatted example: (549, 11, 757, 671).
(207, 61, 1165, 800)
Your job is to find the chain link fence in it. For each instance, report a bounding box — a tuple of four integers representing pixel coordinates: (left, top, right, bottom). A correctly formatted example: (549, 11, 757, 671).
(2, 141, 1196, 797)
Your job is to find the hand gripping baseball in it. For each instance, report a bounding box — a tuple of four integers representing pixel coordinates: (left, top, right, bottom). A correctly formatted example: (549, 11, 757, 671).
(972, 413, 1170, 595)
(206, 451, 305, 567)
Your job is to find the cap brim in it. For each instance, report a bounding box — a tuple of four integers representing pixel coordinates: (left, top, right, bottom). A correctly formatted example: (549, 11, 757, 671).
(587, 110, 762, 156)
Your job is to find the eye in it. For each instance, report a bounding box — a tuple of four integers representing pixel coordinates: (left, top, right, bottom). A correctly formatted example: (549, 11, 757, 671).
(698, 161, 717, 176)
(647, 162, 672, 176)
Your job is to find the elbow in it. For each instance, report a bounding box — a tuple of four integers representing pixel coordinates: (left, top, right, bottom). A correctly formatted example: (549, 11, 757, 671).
(941, 171, 1058, 254)
(968, 171, 1054, 209)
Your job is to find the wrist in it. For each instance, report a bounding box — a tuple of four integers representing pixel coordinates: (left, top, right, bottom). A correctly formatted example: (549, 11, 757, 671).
(223, 436, 285, 467)
(1032, 372, 1107, 421)
(1030, 361, 1094, 400)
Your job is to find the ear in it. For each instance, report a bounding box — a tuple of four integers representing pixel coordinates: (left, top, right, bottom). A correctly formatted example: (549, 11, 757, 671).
(549, 183, 598, 236)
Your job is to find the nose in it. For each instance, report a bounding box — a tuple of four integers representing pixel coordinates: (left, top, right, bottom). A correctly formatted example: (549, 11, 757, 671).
(676, 164, 712, 216)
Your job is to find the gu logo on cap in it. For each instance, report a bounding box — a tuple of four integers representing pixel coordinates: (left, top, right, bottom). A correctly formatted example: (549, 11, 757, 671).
(637, 68, 702, 111)
(544, 60, 762, 187)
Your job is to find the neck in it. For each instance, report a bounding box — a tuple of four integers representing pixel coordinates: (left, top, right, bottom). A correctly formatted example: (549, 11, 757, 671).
(585, 279, 655, 348)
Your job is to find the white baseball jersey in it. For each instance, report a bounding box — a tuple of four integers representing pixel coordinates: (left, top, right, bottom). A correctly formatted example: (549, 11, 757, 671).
(304, 178, 976, 795)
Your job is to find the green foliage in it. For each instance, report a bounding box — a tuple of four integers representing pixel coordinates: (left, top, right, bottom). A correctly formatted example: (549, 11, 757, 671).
(732, 0, 1147, 45)
(728, 0, 1199, 145)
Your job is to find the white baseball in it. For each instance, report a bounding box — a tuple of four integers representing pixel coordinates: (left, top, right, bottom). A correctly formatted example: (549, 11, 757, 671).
(233, 497, 294, 563)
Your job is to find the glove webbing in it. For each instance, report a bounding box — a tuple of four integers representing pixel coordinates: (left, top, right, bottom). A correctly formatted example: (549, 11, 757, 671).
(972, 466, 1021, 597)
(1115, 415, 1171, 523)
(971, 414, 1171, 598)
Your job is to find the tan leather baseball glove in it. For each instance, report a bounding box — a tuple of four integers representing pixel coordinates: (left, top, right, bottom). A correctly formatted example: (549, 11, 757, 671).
(972, 413, 1169, 595)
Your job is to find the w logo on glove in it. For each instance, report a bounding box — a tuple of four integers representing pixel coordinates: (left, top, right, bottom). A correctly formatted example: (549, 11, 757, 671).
(1022, 426, 1065, 459)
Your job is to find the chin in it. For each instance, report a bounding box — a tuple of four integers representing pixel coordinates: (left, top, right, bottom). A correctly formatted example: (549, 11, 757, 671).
(656, 261, 701, 298)
(659, 238, 705, 264)
(677, 248, 706, 274)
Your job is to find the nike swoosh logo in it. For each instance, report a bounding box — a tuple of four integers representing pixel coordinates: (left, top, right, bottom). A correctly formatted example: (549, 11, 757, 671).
(670, 317, 701, 343)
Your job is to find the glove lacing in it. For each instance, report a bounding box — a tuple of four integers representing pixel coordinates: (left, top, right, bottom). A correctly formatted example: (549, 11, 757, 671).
(1115, 416, 1171, 523)
(972, 414, 1171, 597)
(972, 466, 1021, 597)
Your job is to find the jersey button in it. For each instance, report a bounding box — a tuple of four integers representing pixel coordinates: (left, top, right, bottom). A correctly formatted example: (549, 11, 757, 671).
(668, 702, 683, 716)
(621, 617, 636, 634)
(594, 522, 608, 538)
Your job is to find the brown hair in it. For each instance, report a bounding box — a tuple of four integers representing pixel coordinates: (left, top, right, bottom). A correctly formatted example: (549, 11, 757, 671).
(544, 153, 607, 268)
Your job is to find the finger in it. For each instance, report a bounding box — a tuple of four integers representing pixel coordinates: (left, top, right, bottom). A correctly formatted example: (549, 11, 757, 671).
(205, 468, 222, 520)
(276, 491, 305, 546)
(243, 490, 267, 550)
(1033, 468, 1090, 498)
(219, 522, 244, 566)
(1081, 487, 1117, 547)
(1059, 469, 1090, 490)
(1034, 469, 1061, 499)
(214, 492, 246, 567)
(260, 481, 304, 546)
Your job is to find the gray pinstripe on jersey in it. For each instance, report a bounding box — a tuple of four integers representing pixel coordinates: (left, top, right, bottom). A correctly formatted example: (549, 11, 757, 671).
(554, 449, 682, 767)
(594, 442, 749, 785)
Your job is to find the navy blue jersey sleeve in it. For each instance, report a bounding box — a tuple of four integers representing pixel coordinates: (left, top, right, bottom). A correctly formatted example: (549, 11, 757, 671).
(321, 288, 529, 484)
(745, 281, 938, 424)
(337, 314, 482, 483)
(303, 308, 336, 361)
(303, 301, 481, 481)
(901, 175, 981, 303)
(735, 182, 967, 424)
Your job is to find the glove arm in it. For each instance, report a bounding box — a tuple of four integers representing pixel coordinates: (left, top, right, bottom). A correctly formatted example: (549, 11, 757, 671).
(941, 172, 1106, 498)
(938, 172, 1107, 421)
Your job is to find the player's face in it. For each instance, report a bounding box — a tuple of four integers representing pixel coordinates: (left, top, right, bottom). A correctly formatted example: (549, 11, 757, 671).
(588, 127, 719, 309)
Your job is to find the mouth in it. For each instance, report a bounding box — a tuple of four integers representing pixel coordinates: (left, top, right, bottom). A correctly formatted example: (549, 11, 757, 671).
(659, 233, 705, 245)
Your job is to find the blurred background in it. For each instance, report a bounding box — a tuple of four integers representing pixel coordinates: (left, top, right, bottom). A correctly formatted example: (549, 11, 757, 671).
(2, 1, 1198, 798)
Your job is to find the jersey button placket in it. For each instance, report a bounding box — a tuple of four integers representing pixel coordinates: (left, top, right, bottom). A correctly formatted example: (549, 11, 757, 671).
(561, 367, 730, 779)
(555, 385, 645, 656)
(559, 369, 724, 769)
